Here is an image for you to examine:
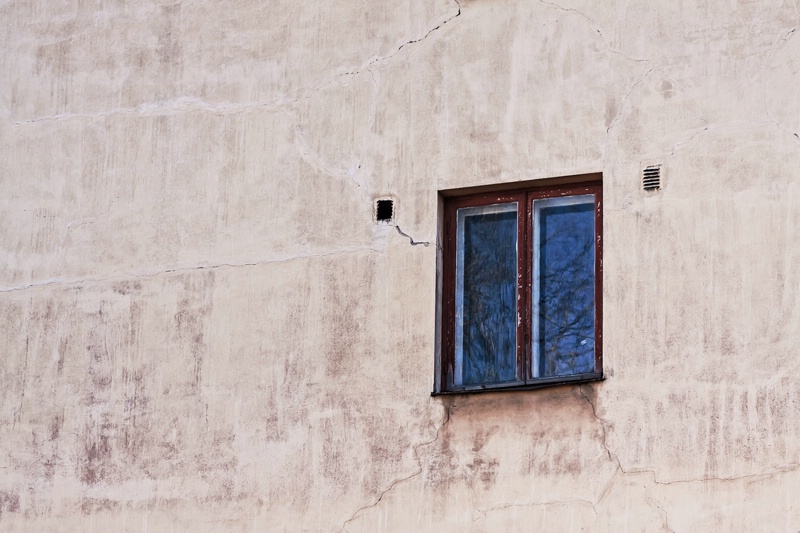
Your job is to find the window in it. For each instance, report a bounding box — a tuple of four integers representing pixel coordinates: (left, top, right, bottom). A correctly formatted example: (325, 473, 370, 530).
(437, 178, 602, 393)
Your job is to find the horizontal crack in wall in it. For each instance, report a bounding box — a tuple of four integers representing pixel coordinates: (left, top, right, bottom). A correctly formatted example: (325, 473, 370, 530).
(0, 247, 380, 294)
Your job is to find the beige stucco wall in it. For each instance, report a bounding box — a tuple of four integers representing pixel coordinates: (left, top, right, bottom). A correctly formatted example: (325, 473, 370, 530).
(3, 0, 800, 531)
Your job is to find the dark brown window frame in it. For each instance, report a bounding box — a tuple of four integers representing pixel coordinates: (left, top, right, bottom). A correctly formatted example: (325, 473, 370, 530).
(435, 176, 603, 394)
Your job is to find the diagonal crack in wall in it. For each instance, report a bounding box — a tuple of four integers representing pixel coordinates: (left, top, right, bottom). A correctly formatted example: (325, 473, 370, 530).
(580, 383, 800, 529)
(338, 400, 453, 532)
(11, 0, 463, 126)
(581, 383, 800, 486)
(0, 246, 383, 294)
(537, 0, 649, 64)
(337, 0, 462, 80)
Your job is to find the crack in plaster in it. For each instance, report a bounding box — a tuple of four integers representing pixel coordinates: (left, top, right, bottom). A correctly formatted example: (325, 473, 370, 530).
(267, 0, 460, 111)
(278, 0, 461, 196)
(579, 385, 624, 473)
(473, 498, 598, 524)
(766, 112, 800, 145)
(579, 383, 800, 527)
(600, 65, 654, 174)
(11, 96, 291, 125)
(339, 401, 453, 533)
(664, 119, 800, 161)
(762, 26, 797, 75)
(760, 27, 800, 143)
(282, 109, 369, 195)
(666, 119, 800, 158)
(579, 384, 800, 486)
(643, 483, 676, 533)
(0, 246, 380, 294)
(652, 464, 800, 486)
(11, 1, 462, 126)
(395, 226, 430, 247)
(58, 203, 116, 250)
(336, 0, 462, 80)
(537, 0, 649, 64)
(668, 125, 710, 155)
(605, 66, 655, 136)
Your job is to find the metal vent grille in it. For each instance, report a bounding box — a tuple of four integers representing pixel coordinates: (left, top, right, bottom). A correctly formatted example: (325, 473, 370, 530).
(643, 166, 661, 191)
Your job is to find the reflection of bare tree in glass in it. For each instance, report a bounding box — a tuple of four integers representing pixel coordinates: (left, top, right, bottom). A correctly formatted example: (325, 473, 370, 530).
(461, 211, 517, 385)
(537, 203, 594, 377)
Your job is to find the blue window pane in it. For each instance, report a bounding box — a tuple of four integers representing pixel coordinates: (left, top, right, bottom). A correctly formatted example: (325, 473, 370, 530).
(455, 204, 518, 386)
(533, 195, 595, 378)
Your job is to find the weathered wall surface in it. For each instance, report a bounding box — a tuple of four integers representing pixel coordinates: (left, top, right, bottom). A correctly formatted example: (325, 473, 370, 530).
(2, 0, 800, 531)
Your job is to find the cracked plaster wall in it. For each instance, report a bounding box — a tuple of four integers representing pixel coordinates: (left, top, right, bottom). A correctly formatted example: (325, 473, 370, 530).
(2, 0, 800, 531)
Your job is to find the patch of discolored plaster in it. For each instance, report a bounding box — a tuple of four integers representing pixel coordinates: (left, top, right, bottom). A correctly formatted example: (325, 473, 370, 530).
(173, 271, 215, 391)
(0, 492, 20, 518)
(339, 399, 452, 532)
(80, 411, 115, 486)
(9, 0, 463, 128)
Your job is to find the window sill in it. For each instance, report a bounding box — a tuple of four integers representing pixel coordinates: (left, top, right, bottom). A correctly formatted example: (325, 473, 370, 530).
(431, 372, 604, 396)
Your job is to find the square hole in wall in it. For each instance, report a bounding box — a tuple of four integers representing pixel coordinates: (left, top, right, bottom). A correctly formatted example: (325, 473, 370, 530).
(375, 198, 394, 223)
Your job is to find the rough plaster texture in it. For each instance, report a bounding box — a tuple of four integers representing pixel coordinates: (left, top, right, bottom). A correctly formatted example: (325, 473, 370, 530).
(2, 0, 800, 531)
